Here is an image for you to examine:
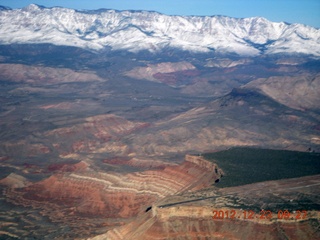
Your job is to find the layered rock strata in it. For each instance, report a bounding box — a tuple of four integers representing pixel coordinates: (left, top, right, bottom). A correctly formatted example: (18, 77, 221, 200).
(2, 156, 222, 237)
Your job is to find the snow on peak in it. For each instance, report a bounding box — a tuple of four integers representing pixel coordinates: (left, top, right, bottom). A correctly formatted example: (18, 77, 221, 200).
(0, 4, 319, 56)
(22, 4, 44, 11)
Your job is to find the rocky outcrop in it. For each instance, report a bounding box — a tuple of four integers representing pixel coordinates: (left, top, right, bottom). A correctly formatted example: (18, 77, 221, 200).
(185, 154, 220, 173)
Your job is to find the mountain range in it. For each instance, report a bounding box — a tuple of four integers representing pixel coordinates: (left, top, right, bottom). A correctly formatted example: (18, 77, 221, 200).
(0, 4, 319, 56)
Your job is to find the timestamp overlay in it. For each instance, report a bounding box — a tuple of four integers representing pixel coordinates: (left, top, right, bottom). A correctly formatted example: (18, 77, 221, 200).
(212, 209, 309, 221)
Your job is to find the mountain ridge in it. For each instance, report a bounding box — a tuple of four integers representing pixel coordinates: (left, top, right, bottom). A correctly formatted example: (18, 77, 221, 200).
(0, 4, 319, 56)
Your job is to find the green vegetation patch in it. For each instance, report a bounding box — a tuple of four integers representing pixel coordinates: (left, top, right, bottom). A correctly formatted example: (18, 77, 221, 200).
(204, 147, 320, 188)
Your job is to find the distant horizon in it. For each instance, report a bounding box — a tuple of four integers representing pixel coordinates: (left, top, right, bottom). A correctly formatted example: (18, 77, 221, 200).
(0, 0, 319, 28)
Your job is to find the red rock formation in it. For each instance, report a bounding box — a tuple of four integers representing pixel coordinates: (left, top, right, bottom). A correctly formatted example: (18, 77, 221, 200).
(3, 157, 221, 231)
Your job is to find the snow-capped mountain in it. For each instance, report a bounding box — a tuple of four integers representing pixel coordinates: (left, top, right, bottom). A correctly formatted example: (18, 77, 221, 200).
(0, 4, 319, 56)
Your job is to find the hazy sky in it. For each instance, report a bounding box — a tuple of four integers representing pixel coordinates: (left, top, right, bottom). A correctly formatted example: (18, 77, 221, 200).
(1, 0, 319, 28)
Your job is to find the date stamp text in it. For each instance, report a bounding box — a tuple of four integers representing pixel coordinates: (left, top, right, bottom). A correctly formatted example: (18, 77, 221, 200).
(212, 209, 307, 220)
